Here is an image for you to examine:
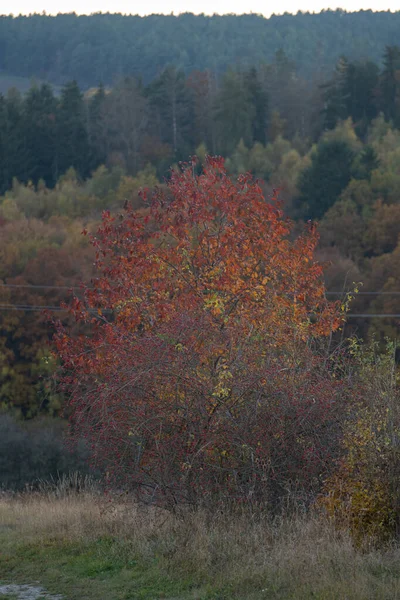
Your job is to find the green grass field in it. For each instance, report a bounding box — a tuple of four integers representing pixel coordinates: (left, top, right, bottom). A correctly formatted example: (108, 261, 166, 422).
(0, 537, 201, 599)
(2, 490, 400, 599)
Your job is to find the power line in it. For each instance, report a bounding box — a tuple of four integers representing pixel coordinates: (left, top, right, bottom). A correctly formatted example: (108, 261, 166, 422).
(0, 304, 399, 318)
(346, 314, 400, 318)
(0, 284, 84, 290)
(0, 304, 66, 311)
(0, 304, 112, 314)
(2, 283, 400, 296)
(328, 292, 400, 296)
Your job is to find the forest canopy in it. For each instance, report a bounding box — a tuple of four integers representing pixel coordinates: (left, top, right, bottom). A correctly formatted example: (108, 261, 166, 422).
(0, 10, 399, 88)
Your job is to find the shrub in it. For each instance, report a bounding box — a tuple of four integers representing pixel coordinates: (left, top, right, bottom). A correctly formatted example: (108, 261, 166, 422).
(321, 340, 400, 546)
(54, 156, 343, 510)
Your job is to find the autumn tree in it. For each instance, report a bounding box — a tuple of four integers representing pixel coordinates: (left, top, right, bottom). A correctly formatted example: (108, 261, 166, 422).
(0, 210, 94, 417)
(55, 157, 344, 509)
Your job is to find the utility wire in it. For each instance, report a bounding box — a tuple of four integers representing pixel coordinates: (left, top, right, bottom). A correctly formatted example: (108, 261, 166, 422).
(0, 304, 399, 318)
(0, 305, 65, 312)
(0, 284, 85, 290)
(2, 283, 400, 296)
(0, 304, 111, 314)
(346, 314, 400, 318)
(3, 285, 400, 318)
(328, 292, 400, 296)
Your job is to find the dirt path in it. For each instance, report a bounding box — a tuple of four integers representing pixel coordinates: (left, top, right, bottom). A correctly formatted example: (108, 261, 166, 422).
(0, 584, 62, 599)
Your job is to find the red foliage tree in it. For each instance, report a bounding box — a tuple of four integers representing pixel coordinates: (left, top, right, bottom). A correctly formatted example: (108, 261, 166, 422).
(54, 157, 346, 509)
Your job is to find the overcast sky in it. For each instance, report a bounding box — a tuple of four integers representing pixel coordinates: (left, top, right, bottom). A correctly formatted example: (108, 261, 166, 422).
(2, 0, 400, 17)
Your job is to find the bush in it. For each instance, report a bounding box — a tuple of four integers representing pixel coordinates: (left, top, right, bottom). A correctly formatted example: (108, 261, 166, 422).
(54, 156, 344, 511)
(320, 340, 400, 546)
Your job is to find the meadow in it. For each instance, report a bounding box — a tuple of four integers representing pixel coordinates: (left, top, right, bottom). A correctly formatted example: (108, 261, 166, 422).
(2, 479, 400, 599)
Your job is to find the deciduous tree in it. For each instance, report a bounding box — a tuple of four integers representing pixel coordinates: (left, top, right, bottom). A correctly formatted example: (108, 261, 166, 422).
(55, 157, 343, 509)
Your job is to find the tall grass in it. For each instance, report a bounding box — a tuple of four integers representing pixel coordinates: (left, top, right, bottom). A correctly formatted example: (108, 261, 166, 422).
(2, 478, 400, 598)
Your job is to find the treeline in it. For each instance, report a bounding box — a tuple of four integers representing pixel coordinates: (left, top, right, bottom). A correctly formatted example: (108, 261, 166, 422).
(0, 10, 399, 87)
(1, 45, 400, 196)
(0, 55, 296, 193)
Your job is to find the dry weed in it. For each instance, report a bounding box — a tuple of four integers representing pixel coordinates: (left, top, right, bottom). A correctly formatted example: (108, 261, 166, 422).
(2, 478, 400, 598)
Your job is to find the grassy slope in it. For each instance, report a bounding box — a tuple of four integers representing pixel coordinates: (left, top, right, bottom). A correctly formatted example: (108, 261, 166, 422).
(1, 492, 400, 599)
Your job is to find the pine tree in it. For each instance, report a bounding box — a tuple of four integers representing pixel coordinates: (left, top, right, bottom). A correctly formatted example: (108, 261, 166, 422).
(297, 139, 354, 219)
(0, 95, 8, 194)
(87, 83, 107, 169)
(102, 77, 148, 174)
(214, 69, 254, 156)
(24, 83, 58, 186)
(146, 67, 194, 160)
(244, 67, 269, 145)
(381, 46, 400, 127)
(56, 81, 91, 179)
(321, 57, 350, 130)
(4, 89, 29, 186)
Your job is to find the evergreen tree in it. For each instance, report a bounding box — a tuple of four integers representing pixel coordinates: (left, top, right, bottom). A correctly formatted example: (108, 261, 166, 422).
(261, 49, 310, 139)
(381, 46, 400, 127)
(146, 66, 194, 160)
(87, 83, 107, 169)
(297, 139, 354, 219)
(0, 95, 8, 194)
(345, 60, 379, 129)
(103, 77, 148, 174)
(352, 145, 379, 180)
(56, 81, 91, 179)
(4, 89, 29, 186)
(186, 70, 217, 153)
(321, 57, 379, 133)
(244, 67, 269, 145)
(23, 83, 58, 186)
(214, 69, 254, 156)
(321, 57, 350, 130)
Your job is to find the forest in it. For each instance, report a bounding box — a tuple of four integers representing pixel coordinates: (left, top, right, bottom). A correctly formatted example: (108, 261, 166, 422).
(1, 10, 400, 86)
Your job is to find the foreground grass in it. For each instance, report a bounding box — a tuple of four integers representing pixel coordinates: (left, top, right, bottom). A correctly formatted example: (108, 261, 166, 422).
(1, 490, 400, 599)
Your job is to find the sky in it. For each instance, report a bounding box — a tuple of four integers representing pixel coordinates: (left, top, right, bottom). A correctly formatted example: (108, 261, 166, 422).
(2, 0, 400, 17)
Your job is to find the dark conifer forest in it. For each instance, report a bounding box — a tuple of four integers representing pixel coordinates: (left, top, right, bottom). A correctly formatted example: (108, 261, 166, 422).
(1, 10, 400, 86)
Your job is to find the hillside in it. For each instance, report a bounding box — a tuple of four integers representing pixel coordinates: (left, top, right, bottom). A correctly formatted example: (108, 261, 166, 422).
(0, 10, 399, 88)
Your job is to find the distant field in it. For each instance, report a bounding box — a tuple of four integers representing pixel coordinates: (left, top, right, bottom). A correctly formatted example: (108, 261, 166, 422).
(2, 487, 400, 599)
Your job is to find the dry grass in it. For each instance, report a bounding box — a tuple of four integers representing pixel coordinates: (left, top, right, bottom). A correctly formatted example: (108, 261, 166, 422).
(2, 480, 400, 598)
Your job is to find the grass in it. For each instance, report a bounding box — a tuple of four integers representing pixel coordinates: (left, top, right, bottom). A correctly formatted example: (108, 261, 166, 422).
(2, 482, 400, 599)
